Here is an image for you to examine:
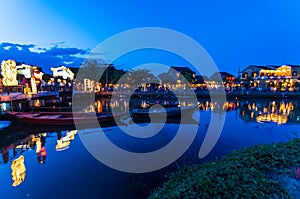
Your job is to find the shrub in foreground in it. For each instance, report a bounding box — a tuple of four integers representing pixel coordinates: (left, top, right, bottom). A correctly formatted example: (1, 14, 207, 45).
(149, 138, 300, 198)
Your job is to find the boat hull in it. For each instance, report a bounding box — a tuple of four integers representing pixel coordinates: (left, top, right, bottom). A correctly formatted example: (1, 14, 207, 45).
(6, 111, 125, 126)
(130, 105, 197, 118)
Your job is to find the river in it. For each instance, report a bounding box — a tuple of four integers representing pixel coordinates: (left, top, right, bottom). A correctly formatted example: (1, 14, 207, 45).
(0, 98, 299, 198)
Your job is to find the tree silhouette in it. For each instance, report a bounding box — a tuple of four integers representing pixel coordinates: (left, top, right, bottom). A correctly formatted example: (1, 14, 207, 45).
(76, 60, 106, 82)
(158, 72, 176, 85)
(121, 69, 159, 88)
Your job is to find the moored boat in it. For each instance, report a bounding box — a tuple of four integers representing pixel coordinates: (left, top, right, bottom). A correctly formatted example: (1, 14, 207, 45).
(6, 111, 126, 126)
(130, 105, 197, 118)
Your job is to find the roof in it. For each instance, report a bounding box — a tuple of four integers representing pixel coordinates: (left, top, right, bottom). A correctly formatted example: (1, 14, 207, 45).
(210, 72, 235, 80)
(265, 65, 282, 69)
(169, 66, 194, 73)
(242, 65, 273, 71)
(284, 64, 300, 68)
(219, 72, 235, 77)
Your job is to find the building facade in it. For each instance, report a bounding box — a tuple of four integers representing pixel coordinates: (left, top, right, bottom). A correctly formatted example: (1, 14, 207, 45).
(240, 64, 300, 91)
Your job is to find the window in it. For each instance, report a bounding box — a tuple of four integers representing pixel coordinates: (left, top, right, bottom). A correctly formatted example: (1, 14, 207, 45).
(293, 71, 297, 76)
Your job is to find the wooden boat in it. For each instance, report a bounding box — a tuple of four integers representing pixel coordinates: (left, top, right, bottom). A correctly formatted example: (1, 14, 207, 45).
(130, 105, 197, 118)
(6, 111, 126, 126)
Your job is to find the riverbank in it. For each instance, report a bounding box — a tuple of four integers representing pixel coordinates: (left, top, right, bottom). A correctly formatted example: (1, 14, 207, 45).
(149, 138, 300, 198)
(94, 90, 300, 99)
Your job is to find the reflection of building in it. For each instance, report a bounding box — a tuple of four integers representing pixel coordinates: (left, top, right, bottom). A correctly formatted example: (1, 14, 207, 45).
(197, 100, 239, 112)
(239, 100, 296, 125)
(56, 130, 77, 151)
(256, 114, 288, 124)
(11, 155, 26, 187)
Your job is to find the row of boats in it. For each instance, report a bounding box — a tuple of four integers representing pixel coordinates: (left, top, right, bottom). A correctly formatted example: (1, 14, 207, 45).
(5, 104, 197, 126)
(6, 111, 124, 126)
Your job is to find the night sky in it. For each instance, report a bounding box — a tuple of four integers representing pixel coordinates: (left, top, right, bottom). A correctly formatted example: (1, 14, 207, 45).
(1, 0, 300, 75)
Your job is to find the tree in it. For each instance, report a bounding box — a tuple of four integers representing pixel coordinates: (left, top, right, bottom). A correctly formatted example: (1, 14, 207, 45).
(98, 64, 126, 85)
(158, 72, 176, 85)
(75, 60, 106, 83)
(122, 69, 159, 88)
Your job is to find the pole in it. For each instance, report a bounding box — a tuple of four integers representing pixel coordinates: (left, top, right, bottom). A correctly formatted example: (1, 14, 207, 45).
(106, 66, 108, 89)
(9, 91, 13, 111)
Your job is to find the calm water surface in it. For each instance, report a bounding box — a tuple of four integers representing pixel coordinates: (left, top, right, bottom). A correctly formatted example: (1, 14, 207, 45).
(0, 98, 299, 198)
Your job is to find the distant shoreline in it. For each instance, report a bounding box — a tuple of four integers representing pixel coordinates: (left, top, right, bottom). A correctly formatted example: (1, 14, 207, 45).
(93, 90, 300, 99)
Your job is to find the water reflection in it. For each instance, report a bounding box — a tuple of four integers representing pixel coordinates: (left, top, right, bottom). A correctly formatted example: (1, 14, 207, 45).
(33, 134, 47, 163)
(0, 129, 78, 187)
(56, 130, 77, 151)
(11, 155, 26, 187)
(198, 101, 238, 112)
(239, 100, 299, 125)
(0, 98, 299, 198)
(197, 99, 300, 125)
(92, 98, 300, 125)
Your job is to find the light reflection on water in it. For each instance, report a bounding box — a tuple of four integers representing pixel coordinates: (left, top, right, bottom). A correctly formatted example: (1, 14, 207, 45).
(0, 98, 299, 198)
(97, 98, 300, 125)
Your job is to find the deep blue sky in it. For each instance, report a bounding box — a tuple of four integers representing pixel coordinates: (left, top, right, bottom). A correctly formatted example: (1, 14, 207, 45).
(1, 0, 300, 75)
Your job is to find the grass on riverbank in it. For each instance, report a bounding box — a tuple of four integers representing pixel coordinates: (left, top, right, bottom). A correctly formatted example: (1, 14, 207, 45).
(149, 137, 300, 198)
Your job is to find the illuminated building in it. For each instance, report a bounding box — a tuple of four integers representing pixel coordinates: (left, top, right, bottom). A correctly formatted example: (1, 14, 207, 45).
(166, 66, 195, 88)
(194, 75, 209, 88)
(239, 65, 300, 90)
(240, 65, 274, 80)
(51, 66, 74, 80)
(1, 60, 18, 86)
(17, 64, 44, 94)
(208, 72, 235, 88)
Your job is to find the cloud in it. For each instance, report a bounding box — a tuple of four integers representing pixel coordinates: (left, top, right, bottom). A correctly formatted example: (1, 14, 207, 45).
(1, 42, 35, 49)
(0, 42, 90, 74)
(45, 46, 88, 56)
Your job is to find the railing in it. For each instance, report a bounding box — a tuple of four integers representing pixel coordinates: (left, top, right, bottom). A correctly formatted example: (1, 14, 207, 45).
(1, 86, 24, 93)
(25, 106, 83, 113)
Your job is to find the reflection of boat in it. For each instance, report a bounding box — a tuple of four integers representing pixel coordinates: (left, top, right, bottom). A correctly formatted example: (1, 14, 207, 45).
(6, 111, 125, 126)
(130, 105, 197, 118)
(0, 120, 11, 129)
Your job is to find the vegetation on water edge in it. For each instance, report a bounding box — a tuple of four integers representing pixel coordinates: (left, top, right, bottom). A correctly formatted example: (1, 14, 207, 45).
(149, 137, 300, 199)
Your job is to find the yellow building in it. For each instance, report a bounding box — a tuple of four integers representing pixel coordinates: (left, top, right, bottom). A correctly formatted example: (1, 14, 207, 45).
(259, 65, 292, 78)
(240, 64, 300, 91)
